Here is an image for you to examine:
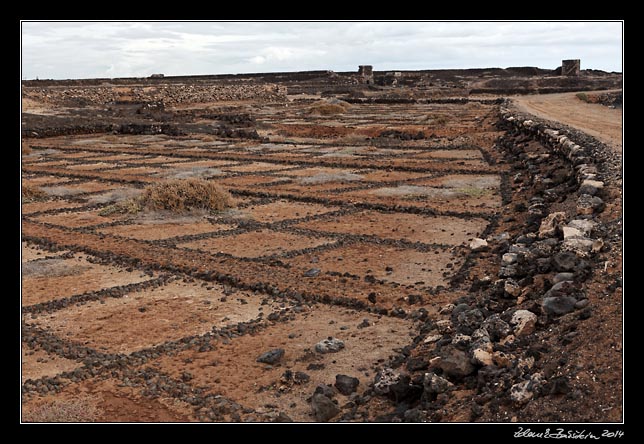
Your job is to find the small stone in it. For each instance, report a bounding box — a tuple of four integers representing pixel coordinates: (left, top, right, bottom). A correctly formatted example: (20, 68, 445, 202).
(403, 408, 423, 423)
(436, 320, 452, 334)
(499, 264, 518, 278)
(551, 251, 579, 272)
(510, 380, 533, 404)
(423, 334, 442, 344)
(538, 212, 566, 238)
(542, 296, 577, 316)
(294, 371, 310, 384)
(472, 348, 494, 366)
(518, 356, 535, 371)
(577, 194, 605, 215)
(311, 393, 340, 422)
(303, 268, 321, 278)
(357, 319, 370, 329)
(385, 375, 423, 403)
(553, 272, 574, 284)
(562, 237, 594, 256)
(334, 374, 360, 395)
(455, 308, 484, 335)
(452, 333, 471, 348)
(504, 279, 521, 297)
(272, 412, 293, 422)
(579, 180, 603, 195)
(502, 253, 518, 265)
(592, 239, 604, 253)
(567, 219, 596, 236)
(373, 368, 401, 395)
(492, 351, 513, 368)
(481, 314, 511, 342)
(307, 363, 325, 371)
(562, 226, 583, 240)
(509, 373, 544, 404)
(314, 384, 335, 398)
(256, 348, 285, 365)
(511, 310, 537, 336)
(423, 372, 453, 394)
(437, 346, 476, 379)
(406, 357, 429, 371)
(545, 280, 576, 297)
(574, 299, 590, 309)
(500, 334, 516, 346)
(315, 337, 345, 354)
(469, 238, 488, 251)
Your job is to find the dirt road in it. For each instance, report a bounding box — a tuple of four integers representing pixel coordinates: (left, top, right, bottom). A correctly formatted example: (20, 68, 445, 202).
(512, 91, 622, 151)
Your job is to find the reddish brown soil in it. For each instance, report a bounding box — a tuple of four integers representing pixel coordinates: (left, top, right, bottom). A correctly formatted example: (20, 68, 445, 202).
(27, 281, 281, 354)
(98, 221, 234, 241)
(178, 229, 335, 258)
(22, 253, 151, 305)
(21, 81, 622, 424)
(233, 200, 339, 223)
(295, 211, 488, 245)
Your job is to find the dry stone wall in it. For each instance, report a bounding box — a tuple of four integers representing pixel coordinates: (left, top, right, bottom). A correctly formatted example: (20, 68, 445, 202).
(23, 83, 288, 107)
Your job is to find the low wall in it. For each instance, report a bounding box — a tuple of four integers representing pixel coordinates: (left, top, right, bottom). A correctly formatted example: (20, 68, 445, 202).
(23, 83, 288, 106)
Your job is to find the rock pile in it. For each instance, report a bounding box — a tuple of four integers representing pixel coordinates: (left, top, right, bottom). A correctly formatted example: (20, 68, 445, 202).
(359, 102, 618, 422)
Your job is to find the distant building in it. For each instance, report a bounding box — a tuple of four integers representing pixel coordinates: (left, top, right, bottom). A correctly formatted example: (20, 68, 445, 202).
(358, 65, 374, 84)
(150, 73, 165, 79)
(561, 60, 580, 76)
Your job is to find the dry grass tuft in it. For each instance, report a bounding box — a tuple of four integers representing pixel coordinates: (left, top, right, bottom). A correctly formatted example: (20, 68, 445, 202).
(142, 179, 233, 213)
(99, 179, 234, 215)
(98, 197, 142, 216)
(22, 184, 46, 202)
(309, 100, 351, 116)
(22, 395, 103, 423)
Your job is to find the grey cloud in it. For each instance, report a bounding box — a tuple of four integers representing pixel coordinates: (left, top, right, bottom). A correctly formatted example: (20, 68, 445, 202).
(21, 21, 622, 79)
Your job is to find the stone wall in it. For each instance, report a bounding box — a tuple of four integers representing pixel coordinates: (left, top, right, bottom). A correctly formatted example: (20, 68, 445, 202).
(500, 106, 608, 257)
(23, 83, 288, 106)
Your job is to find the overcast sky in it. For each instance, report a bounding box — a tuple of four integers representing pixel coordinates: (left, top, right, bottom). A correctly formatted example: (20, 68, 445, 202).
(21, 21, 623, 80)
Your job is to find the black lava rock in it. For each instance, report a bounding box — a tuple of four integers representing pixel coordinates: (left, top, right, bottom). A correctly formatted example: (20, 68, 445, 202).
(303, 268, 321, 278)
(311, 393, 340, 422)
(542, 296, 577, 316)
(256, 348, 285, 365)
(335, 374, 360, 395)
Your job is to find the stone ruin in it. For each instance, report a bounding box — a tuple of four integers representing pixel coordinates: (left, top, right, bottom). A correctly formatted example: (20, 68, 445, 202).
(358, 65, 374, 84)
(561, 59, 581, 76)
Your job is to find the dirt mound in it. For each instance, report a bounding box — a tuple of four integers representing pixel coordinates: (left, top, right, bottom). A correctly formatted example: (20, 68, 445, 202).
(308, 100, 351, 116)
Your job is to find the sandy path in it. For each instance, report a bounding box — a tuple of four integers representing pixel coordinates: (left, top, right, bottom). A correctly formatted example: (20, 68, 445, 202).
(512, 90, 622, 152)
